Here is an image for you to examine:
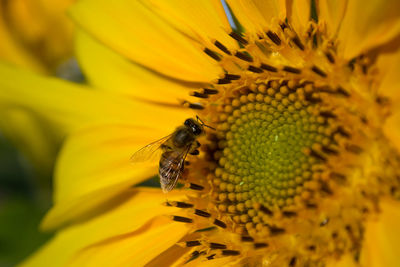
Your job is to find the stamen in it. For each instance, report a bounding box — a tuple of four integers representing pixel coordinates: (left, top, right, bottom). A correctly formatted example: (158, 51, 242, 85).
(282, 66, 301, 74)
(186, 240, 201, 247)
(217, 78, 231, 84)
(289, 256, 297, 266)
(248, 66, 263, 73)
(291, 36, 305, 51)
(194, 209, 211, 218)
(172, 216, 193, 223)
(224, 74, 241, 80)
(311, 66, 327, 77)
(214, 40, 231, 55)
(254, 243, 268, 249)
(188, 183, 204, 191)
(235, 51, 253, 62)
(266, 30, 281, 45)
(222, 250, 240, 256)
(213, 219, 227, 228)
(229, 31, 248, 45)
(204, 48, 221, 61)
(241, 236, 254, 242)
(325, 51, 335, 63)
(202, 88, 219, 95)
(183, 101, 204, 110)
(210, 243, 227, 249)
(260, 63, 278, 72)
(190, 91, 209, 98)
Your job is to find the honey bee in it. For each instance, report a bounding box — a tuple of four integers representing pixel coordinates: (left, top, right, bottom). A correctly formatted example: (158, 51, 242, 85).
(130, 116, 214, 193)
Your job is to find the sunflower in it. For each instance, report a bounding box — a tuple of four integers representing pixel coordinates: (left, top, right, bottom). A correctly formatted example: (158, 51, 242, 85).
(1, 0, 400, 266)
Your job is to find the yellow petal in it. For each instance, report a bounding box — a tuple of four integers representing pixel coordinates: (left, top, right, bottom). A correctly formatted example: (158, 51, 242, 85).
(226, 0, 286, 35)
(337, 0, 400, 59)
(0, 4, 45, 73)
(317, 0, 348, 37)
(375, 48, 400, 101)
(0, 109, 59, 174)
(41, 123, 190, 230)
(68, 218, 188, 267)
(0, 62, 191, 134)
(383, 112, 400, 161)
(360, 198, 400, 267)
(286, 0, 311, 37)
(21, 187, 188, 267)
(69, 0, 222, 83)
(75, 30, 191, 104)
(143, 0, 238, 51)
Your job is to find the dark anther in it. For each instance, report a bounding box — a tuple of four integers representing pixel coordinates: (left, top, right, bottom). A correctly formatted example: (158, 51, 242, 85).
(248, 65, 263, 73)
(235, 51, 253, 62)
(292, 36, 305, 51)
(222, 250, 240, 256)
(282, 211, 297, 217)
(325, 51, 335, 63)
(282, 66, 301, 74)
(186, 240, 201, 247)
(289, 256, 297, 266)
(229, 31, 248, 45)
(183, 101, 204, 110)
(213, 219, 227, 229)
(260, 63, 278, 72)
(336, 86, 350, 97)
(259, 204, 273, 216)
(204, 48, 221, 61)
(306, 203, 317, 209)
(322, 146, 338, 155)
(241, 236, 254, 242)
(207, 254, 216, 260)
(195, 209, 211, 218)
(266, 30, 281, 45)
(308, 245, 316, 251)
(311, 66, 327, 77)
(224, 74, 241, 80)
(172, 216, 193, 223)
(346, 144, 363, 154)
(189, 183, 204, 190)
(186, 250, 203, 263)
(175, 201, 194, 208)
(335, 126, 351, 138)
(195, 226, 216, 232)
(330, 172, 346, 181)
(309, 149, 327, 162)
(319, 111, 336, 118)
(254, 243, 269, 249)
(320, 218, 329, 226)
(202, 88, 219, 95)
(279, 22, 288, 31)
(191, 91, 208, 98)
(214, 40, 231, 55)
(217, 78, 231, 84)
(269, 226, 285, 235)
(305, 93, 322, 103)
(190, 149, 200, 155)
(210, 243, 227, 249)
(320, 181, 333, 195)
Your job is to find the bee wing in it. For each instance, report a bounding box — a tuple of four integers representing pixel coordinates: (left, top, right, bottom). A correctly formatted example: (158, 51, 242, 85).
(130, 134, 172, 163)
(159, 145, 191, 193)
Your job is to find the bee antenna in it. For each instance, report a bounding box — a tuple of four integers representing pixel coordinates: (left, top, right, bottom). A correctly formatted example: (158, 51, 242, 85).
(196, 115, 216, 131)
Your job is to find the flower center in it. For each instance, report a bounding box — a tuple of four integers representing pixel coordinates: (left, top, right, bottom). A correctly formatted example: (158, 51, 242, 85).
(167, 19, 400, 266)
(213, 80, 331, 210)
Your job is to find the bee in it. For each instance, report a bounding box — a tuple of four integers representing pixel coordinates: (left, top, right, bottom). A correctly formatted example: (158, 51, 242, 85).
(130, 116, 214, 193)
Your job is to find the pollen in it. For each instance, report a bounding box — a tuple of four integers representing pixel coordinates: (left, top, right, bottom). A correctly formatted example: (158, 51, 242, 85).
(168, 18, 400, 266)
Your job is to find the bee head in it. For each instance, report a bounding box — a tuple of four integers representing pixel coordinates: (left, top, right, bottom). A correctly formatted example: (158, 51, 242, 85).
(184, 118, 203, 136)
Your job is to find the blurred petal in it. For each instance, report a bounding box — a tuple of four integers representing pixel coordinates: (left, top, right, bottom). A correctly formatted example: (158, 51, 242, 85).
(226, 0, 286, 35)
(375, 48, 400, 100)
(317, 0, 348, 37)
(383, 112, 400, 155)
(70, 0, 222, 83)
(75, 30, 191, 104)
(144, 0, 238, 50)
(42, 122, 190, 230)
(21, 187, 188, 267)
(337, 0, 400, 59)
(360, 198, 400, 267)
(286, 0, 311, 37)
(68, 218, 187, 267)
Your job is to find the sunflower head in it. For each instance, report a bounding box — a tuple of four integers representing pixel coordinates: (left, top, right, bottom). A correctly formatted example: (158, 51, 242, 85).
(161, 7, 400, 266)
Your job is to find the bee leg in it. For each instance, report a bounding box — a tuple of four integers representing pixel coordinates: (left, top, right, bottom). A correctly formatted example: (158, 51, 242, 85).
(190, 149, 199, 155)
